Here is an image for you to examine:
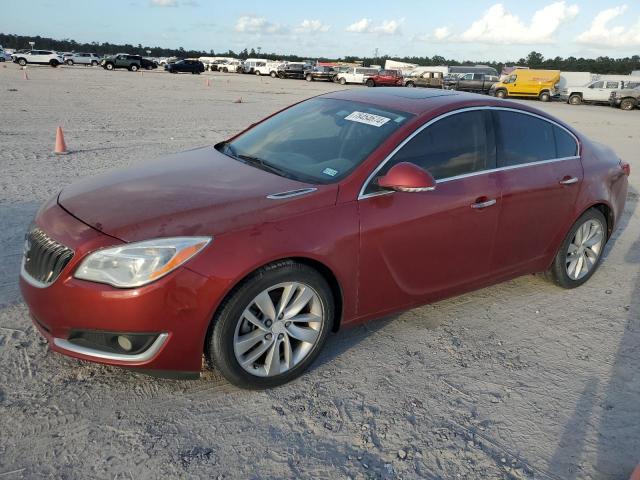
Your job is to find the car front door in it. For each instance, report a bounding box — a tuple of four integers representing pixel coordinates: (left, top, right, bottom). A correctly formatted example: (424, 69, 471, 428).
(358, 109, 502, 315)
(490, 109, 583, 273)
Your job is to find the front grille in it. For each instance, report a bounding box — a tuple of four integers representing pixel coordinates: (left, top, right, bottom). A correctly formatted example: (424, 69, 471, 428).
(22, 228, 74, 286)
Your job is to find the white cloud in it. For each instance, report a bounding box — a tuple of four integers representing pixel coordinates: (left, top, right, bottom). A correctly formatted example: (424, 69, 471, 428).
(150, 0, 178, 6)
(434, 26, 451, 41)
(434, 2, 579, 44)
(235, 16, 285, 35)
(576, 5, 640, 47)
(346, 18, 402, 35)
(296, 19, 330, 33)
(346, 18, 371, 33)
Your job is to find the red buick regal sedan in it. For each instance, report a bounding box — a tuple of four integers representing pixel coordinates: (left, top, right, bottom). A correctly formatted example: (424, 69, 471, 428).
(20, 88, 629, 389)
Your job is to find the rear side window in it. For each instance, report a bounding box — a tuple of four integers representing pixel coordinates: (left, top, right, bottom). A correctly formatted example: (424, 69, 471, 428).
(382, 110, 495, 181)
(495, 111, 577, 166)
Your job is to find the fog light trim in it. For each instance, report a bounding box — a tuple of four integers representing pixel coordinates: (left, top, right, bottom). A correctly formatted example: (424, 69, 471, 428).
(53, 333, 169, 362)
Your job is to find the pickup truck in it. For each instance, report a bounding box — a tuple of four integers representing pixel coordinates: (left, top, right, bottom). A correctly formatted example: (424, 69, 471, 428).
(561, 79, 640, 105)
(404, 71, 444, 88)
(305, 66, 336, 82)
(609, 86, 640, 110)
(443, 73, 499, 93)
(365, 69, 403, 87)
(101, 54, 149, 72)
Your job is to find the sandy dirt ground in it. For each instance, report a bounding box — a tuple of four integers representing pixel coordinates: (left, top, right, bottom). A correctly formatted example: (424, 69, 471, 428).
(0, 64, 638, 480)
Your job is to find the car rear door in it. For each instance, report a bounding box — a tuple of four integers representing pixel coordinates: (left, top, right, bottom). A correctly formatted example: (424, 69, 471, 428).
(490, 109, 582, 273)
(358, 109, 502, 314)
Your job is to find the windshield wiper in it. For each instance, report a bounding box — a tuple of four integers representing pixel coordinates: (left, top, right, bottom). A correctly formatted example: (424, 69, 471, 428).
(236, 154, 296, 180)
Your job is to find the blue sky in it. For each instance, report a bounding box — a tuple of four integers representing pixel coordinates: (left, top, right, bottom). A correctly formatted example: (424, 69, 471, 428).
(2, 1, 640, 60)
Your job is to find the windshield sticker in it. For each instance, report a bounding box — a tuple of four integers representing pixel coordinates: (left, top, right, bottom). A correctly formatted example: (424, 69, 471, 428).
(322, 167, 338, 177)
(344, 111, 391, 127)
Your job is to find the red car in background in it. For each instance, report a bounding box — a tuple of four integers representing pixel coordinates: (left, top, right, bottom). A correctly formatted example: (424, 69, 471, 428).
(366, 69, 403, 87)
(20, 88, 629, 389)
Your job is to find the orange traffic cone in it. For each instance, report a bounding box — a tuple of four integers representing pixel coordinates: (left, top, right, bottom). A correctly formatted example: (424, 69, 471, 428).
(630, 464, 640, 480)
(54, 127, 69, 155)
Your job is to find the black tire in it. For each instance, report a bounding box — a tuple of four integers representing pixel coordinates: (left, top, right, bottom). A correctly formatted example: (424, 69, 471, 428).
(569, 94, 582, 105)
(50, 60, 59, 67)
(146, 65, 153, 70)
(620, 98, 636, 111)
(339, 77, 346, 85)
(539, 91, 551, 102)
(130, 64, 139, 72)
(17, 58, 27, 66)
(91, 60, 98, 66)
(547, 208, 607, 289)
(222, 67, 228, 73)
(366, 78, 375, 87)
(66, 59, 74, 66)
(270, 71, 277, 78)
(255, 70, 261, 76)
(305, 74, 313, 82)
(495, 89, 507, 99)
(406, 81, 415, 88)
(206, 261, 334, 389)
(278, 72, 285, 79)
(105, 63, 114, 70)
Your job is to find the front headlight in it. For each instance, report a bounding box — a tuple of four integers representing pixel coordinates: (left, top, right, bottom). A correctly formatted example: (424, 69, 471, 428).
(74, 237, 211, 288)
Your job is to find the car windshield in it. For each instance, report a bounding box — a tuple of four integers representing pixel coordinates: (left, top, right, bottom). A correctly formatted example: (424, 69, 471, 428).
(219, 98, 412, 184)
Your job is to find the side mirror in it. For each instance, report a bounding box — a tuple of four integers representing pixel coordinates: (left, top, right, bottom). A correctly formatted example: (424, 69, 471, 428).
(377, 162, 436, 193)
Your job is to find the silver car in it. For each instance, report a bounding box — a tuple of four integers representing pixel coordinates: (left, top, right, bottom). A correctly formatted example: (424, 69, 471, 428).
(64, 52, 101, 66)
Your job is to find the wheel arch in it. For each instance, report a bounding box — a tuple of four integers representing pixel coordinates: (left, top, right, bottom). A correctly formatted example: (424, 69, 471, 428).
(203, 256, 344, 355)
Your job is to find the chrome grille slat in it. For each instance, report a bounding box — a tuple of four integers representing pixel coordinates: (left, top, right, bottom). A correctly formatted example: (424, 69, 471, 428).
(22, 228, 74, 286)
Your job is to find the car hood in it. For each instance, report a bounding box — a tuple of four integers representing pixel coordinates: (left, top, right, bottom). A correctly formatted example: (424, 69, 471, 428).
(58, 146, 337, 242)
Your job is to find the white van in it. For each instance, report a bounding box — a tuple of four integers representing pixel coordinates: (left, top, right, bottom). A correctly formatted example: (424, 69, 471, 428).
(335, 67, 380, 85)
(243, 58, 269, 74)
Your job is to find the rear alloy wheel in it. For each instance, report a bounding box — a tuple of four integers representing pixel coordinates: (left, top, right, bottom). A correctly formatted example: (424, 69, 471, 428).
(66, 59, 74, 66)
(206, 262, 333, 389)
(105, 63, 114, 70)
(569, 94, 582, 105)
(255, 70, 261, 76)
(539, 91, 551, 102)
(91, 60, 98, 66)
(339, 77, 346, 85)
(620, 98, 636, 111)
(548, 209, 607, 288)
(270, 71, 277, 78)
(130, 64, 139, 72)
(50, 60, 59, 67)
(366, 79, 375, 87)
(18, 58, 27, 66)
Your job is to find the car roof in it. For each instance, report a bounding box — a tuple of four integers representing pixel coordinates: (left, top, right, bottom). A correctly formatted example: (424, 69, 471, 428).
(320, 87, 567, 123)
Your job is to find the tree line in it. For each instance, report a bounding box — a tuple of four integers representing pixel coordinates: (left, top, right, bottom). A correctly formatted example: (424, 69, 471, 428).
(1, 33, 638, 74)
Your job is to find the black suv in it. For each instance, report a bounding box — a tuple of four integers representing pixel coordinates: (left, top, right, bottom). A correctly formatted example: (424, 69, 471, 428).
(101, 54, 156, 72)
(277, 63, 311, 79)
(164, 59, 205, 74)
(305, 66, 336, 82)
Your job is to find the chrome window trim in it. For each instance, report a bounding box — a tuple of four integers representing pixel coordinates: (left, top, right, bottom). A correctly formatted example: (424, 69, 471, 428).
(357, 106, 580, 200)
(53, 333, 169, 363)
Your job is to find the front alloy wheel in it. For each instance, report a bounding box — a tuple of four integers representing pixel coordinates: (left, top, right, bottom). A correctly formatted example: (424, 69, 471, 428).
(207, 261, 334, 389)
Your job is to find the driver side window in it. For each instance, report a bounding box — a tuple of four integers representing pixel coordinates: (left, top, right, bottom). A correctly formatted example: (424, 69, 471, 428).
(369, 110, 495, 192)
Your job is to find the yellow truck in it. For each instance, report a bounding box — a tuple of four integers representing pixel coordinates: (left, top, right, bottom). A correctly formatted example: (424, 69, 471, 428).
(490, 69, 561, 102)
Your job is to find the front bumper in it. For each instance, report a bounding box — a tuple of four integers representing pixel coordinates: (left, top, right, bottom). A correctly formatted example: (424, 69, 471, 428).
(19, 200, 225, 376)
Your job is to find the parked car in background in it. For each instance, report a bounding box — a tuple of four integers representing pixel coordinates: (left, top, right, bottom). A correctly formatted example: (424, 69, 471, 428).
(19, 88, 629, 389)
(277, 62, 311, 79)
(101, 54, 144, 71)
(64, 52, 101, 66)
(165, 59, 205, 74)
(334, 66, 379, 85)
(443, 73, 499, 93)
(365, 69, 403, 87)
(448, 65, 499, 77)
(0, 46, 9, 62)
(220, 60, 243, 73)
(561, 78, 640, 105)
(12, 50, 63, 67)
(609, 86, 640, 110)
(305, 66, 336, 82)
(490, 69, 560, 102)
(243, 58, 269, 74)
(405, 71, 444, 88)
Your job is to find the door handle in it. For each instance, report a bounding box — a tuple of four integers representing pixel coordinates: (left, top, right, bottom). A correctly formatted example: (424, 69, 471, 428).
(471, 198, 497, 209)
(559, 176, 579, 185)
